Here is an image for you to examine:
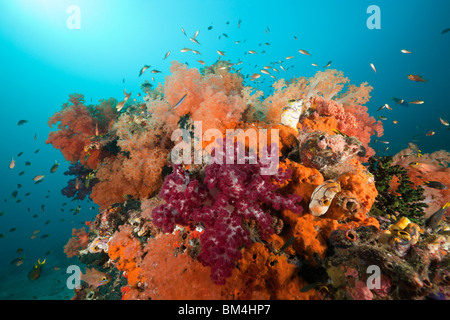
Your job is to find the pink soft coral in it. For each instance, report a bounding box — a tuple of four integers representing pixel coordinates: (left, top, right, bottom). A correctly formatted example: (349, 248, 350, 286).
(152, 141, 302, 284)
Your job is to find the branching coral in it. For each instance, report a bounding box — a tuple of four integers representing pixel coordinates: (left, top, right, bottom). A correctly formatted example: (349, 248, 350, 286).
(61, 162, 97, 200)
(64, 227, 89, 258)
(152, 141, 302, 284)
(261, 70, 382, 160)
(147, 61, 246, 135)
(368, 156, 428, 223)
(46, 94, 119, 169)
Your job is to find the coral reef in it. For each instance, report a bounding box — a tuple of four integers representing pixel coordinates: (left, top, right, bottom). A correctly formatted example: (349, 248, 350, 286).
(47, 61, 449, 300)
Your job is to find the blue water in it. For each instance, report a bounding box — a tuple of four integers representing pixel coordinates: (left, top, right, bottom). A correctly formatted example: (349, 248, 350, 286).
(0, 0, 449, 299)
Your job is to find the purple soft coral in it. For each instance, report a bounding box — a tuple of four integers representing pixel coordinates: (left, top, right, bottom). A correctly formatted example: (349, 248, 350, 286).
(61, 162, 96, 200)
(152, 141, 302, 284)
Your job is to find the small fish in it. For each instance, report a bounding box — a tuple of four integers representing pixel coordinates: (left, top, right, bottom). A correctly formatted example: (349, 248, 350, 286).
(193, 30, 199, 39)
(34, 149, 40, 154)
(370, 63, 377, 73)
(25, 161, 31, 166)
(50, 161, 59, 173)
(377, 104, 390, 111)
(19, 171, 25, 176)
(251, 73, 261, 80)
(391, 97, 408, 106)
(197, 60, 205, 65)
(191, 50, 201, 55)
(40, 234, 50, 239)
(80, 268, 112, 289)
(401, 49, 412, 54)
(426, 131, 435, 136)
(34, 133, 37, 140)
(189, 37, 200, 45)
(217, 50, 225, 56)
(207, 25, 212, 30)
(279, 65, 286, 72)
(248, 50, 257, 54)
(163, 51, 171, 60)
(33, 175, 45, 182)
(426, 202, 450, 229)
(11, 190, 18, 199)
(151, 69, 162, 74)
(260, 69, 271, 75)
(173, 93, 188, 109)
(0, 211, 5, 216)
(222, 33, 228, 38)
(409, 100, 424, 104)
(407, 74, 426, 82)
(181, 27, 186, 36)
(275, 236, 295, 255)
(0, 234, 5, 239)
(377, 116, 387, 120)
(17, 120, 28, 126)
(378, 140, 389, 144)
(139, 65, 150, 77)
(180, 48, 192, 53)
(28, 259, 45, 281)
(116, 100, 125, 112)
(393, 120, 398, 124)
(298, 49, 310, 56)
(10, 257, 24, 265)
(441, 28, 450, 35)
(9, 157, 15, 169)
(423, 181, 447, 190)
(9, 228, 17, 232)
(17, 152, 23, 157)
(286, 56, 294, 60)
(439, 117, 449, 126)
(323, 61, 332, 68)
(238, 19, 241, 28)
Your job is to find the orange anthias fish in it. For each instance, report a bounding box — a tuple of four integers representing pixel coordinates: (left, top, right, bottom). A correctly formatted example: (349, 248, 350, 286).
(80, 268, 111, 289)
(407, 74, 426, 82)
(28, 259, 45, 281)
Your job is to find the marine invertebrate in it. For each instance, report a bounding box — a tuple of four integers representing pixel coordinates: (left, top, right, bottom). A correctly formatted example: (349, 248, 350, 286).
(46, 94, 118, 169)
(148, 61, 246, 135)
(64, 227, 89, 258)
(368, 156, 428, 223)
(61, 162, 97, 200)
(309, 180, 341, 216)
(107, 225, 144, 287)
(152, 141, 302, 284)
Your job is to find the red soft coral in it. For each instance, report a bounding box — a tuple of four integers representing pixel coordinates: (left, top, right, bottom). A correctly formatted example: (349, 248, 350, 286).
(46, 94, 118, 169)
(64, 227, 89, 258)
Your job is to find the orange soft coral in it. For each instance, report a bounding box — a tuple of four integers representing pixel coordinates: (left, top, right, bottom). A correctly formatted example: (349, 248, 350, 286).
(90, 146, 167, 208)
(149, 61, 246, 135)
(46, 94, 118, 169)
(64, 227, 89, 258)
